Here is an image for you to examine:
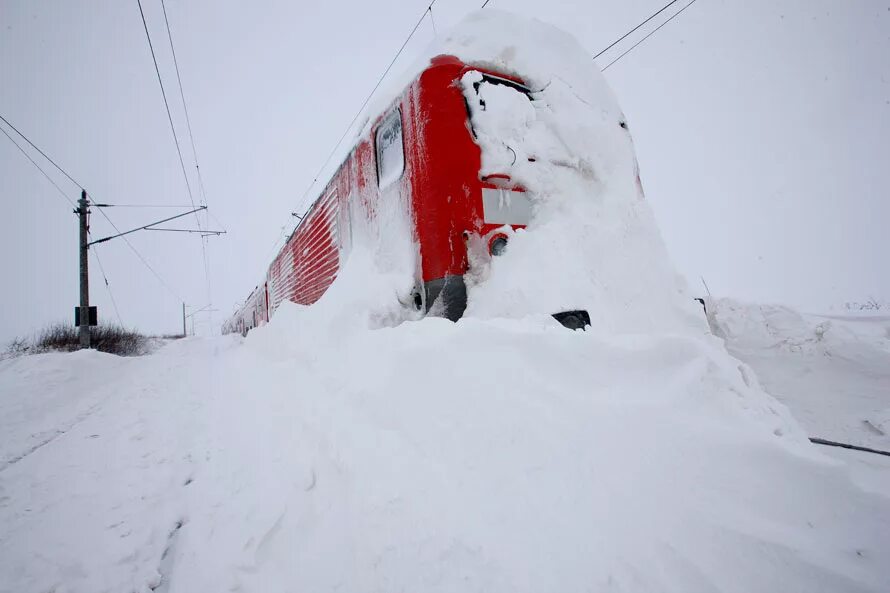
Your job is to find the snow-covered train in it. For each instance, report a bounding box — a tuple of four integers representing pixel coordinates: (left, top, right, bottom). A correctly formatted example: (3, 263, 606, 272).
(223, 55, 589, 336)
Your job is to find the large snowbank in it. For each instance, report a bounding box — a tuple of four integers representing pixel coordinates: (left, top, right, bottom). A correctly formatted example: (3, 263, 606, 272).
(707, 298, 890, 453)
(2, 308, 889, 592)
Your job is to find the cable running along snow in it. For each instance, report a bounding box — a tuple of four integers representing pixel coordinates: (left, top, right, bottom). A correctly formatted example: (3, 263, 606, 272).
(602, 0, 701, 71)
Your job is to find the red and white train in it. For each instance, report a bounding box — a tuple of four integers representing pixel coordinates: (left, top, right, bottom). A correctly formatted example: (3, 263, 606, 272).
(223, 55, 588, 336)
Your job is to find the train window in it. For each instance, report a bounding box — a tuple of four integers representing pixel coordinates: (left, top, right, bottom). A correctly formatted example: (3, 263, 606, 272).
(376, 109, 404, 188)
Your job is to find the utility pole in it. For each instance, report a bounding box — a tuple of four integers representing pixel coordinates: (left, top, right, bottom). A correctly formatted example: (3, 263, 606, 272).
(77, 190, 91, 349)
(182, 302, 187, 337)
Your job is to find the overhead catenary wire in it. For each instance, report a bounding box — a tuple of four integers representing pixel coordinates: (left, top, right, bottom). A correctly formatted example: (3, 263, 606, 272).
(134, 0, 197, 211)
(0, 122, 76, 209)
(0, 112, 84, 190)
(293, 0, 439, 215)
(428, 5, 437, 36)
(263, 0, 703, 268)
(88, 237, 125, 327)
(1, 113, 183, 301)
(137, 0, 214, 323)
(134, 0, 200, 220)
(159, 0, 209, 208)
(1, 84, 195, 311)
(592, 0, 682, 60)
(91, 203, 187, 303)
(159, 0, 216, 323)
(602, 0, 701, 71)
(263, 0, 439, 262)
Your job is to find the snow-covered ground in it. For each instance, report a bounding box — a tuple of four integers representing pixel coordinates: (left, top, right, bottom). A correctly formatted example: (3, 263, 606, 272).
(1, 303, 889, 593)
(707, 298, 890, 495)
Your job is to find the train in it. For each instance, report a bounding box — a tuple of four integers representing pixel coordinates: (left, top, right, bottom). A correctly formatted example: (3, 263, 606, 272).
(223, 54, 591, 336)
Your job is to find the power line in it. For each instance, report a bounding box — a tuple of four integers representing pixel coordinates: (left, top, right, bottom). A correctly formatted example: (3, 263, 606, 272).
(134, 0, 198, 215)
(2, 105, 193, 309)
(428, 5, 437, 36)
(292, 0, 438, 217)
(260, 0, 438, 266)
(593, 0, 682, 60)
(206, 207, 228, 232)
(160, 0, 215, 320)
(603, 0, 701, 71)
(0, 122, 76, 209)
(136, 0, 213, 316)
(159, 0, 209, 208)
(91, 201, 187, 303)
(89, 238, 125, 326)
(0, 112, 83, 190)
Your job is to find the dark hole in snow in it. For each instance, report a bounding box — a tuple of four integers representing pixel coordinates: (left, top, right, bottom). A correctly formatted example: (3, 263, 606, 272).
(553, 310, 591, 330)
(619, 121, 628, 129)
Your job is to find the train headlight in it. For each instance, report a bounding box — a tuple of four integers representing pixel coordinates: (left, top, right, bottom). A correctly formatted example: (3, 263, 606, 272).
(489, 235, 508, 256)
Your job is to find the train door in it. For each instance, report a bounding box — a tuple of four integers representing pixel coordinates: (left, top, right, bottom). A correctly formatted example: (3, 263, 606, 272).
(374, 107, 421, 309)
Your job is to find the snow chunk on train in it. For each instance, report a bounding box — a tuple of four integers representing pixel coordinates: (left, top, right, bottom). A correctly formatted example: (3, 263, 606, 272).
(447, 10, 703, 335)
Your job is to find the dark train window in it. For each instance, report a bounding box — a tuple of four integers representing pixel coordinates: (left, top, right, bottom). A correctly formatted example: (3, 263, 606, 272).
(376, 108, 404, 188)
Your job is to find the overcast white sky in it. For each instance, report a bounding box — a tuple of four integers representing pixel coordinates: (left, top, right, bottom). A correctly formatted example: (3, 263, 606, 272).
(1, 0, 888, 341)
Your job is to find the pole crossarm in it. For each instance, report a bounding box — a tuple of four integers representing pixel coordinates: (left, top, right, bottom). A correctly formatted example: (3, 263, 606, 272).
(143, 227, 226, 236)
(88, 206, 207, 245)
(185, 304, 219, 319)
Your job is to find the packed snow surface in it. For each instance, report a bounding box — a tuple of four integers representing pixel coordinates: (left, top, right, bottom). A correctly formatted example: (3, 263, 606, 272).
(2, 9, 889, 593)
(2, 307, 890, 592)
(708, 298, 890, 494)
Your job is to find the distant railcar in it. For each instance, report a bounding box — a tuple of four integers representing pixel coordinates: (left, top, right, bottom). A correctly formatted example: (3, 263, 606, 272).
(223, 55, 549, 336)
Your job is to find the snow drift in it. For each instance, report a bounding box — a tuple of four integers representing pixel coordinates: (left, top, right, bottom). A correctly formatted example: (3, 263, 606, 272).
(707, 298, 890, 452)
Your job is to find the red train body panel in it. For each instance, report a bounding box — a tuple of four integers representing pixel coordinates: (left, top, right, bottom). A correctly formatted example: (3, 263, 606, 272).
(223, 56, 534, 335)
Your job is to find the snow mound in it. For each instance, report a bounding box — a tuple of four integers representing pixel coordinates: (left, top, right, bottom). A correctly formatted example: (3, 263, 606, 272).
(708, 298, 890, 452)
(5, 311, 890, 592)
(451, 10, 704, 334)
